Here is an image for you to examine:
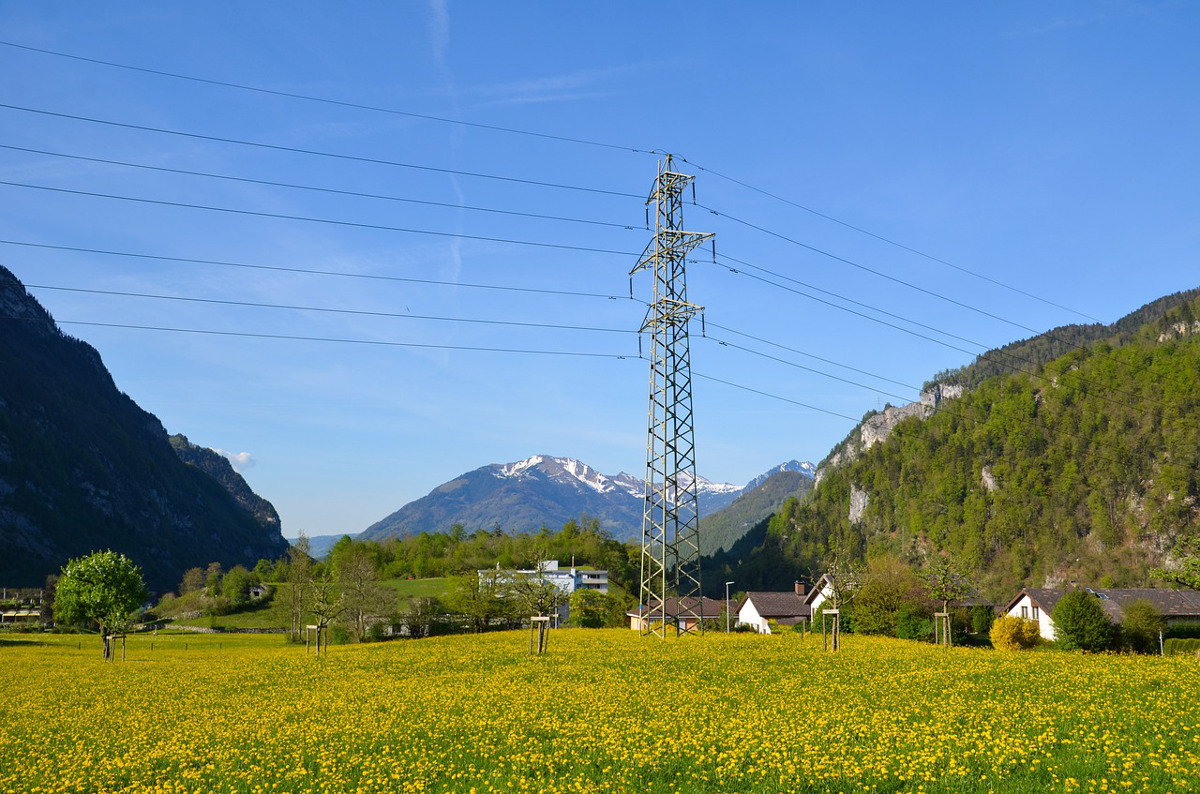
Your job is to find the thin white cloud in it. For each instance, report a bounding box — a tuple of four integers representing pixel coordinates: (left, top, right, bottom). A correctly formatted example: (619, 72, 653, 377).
(215, 449, 256, 472)
(428, 0, 451, 69)
(468, 64, 651, 108)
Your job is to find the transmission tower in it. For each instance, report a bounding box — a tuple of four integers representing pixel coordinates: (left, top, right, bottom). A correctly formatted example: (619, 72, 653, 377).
(632, 155, 713, 638)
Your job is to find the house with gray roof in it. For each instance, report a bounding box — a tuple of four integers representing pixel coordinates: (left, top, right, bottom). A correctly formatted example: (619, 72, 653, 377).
(627, 597, 733, 632)
(1002, 586, 1200, 641)
(736, 583, 811, 634)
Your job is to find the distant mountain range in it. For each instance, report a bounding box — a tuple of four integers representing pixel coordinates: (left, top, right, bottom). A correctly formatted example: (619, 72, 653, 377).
(361, 455, 813, 543)
(0, 266, 288, 591)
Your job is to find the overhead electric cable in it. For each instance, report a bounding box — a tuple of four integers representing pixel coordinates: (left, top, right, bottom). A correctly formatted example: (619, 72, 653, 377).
(701, 203, 1047, 337)
(0, 314, 637, 359)
(26, 283, 638, 336)
(703, 333, 916, 402)
(0, 40, 652, 154)
(703, 220, 1170, 397)
(0, 103, 643, 198)
(692, 372, 861, 424)
(710, 251, 991, 351)
(0, 181, 639, 257)
(0, 144, 640, 231)
(704, 320, 920, 393)
(681, 157, 1102, 323)
(0, 239, 640, 302)
(709, 255, 1162, 416)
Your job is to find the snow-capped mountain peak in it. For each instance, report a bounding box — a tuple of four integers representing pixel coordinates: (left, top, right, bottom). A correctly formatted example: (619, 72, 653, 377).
(743, 459, 817, 491)
(493, 455, 631, 496)
(490, 455, 741, 499)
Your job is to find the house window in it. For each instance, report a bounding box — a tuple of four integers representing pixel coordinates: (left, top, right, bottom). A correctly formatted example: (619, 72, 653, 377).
(1032, 606, 1040, 620)
(1021, 606, 1029, 619)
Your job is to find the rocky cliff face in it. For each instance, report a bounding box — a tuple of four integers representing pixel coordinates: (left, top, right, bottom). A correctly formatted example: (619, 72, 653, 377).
(0, 265, 288, 591)
(818, 384, 964, 481)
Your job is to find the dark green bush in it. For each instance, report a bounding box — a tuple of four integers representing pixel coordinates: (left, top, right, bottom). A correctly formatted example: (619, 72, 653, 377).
(1165, 622, 1200, 640)
(895, 604, 932, 641)
(1052, 590, 1116, 652)
(1121, 599, 1165, 654)
(971, 605, 996, 635)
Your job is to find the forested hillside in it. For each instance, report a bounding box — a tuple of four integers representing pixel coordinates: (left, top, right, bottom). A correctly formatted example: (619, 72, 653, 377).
(771, 292, 1200, 600)
(698, 471, 813, 556)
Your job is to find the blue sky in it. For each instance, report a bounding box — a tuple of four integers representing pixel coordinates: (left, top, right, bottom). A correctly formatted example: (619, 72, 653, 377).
(2, 2, 1198, 538)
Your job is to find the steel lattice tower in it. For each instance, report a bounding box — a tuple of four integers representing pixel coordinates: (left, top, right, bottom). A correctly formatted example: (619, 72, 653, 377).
(632, 155, 713, 638)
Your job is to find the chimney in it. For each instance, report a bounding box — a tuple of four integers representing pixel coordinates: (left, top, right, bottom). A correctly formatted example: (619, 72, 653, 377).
(795, 581, 806, 596)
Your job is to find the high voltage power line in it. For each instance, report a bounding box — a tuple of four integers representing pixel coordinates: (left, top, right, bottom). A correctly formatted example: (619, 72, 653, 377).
(0, 40, 1177, 432)
(0, 40, 654, 155)
(0, 158, 1147, 412)
(24, 283, 640, 337)
(0, 239, 637, 302)
(699, 202, 1049, 336)
(0, 180, 640, 258)
(0, 103, 642, 199)
(0, 107, 1114, 391)
(699, 204, 1167, 393)
(0, 102, 1122, 367)
(678, 156, 1103, 323)
(707, 253, 1169, 417)
(3, 222, 1162, 419)
(7, 277, 1165, 475)
(23, 273, 1160, 437)
(0, 38, 1106, 335)
(0, 313, 639, 360)
(0, 144, 641, 231)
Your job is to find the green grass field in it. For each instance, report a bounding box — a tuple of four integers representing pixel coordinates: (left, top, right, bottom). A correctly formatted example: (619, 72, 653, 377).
(380, 576, 452, 600)
(2, 630, 1199, 793)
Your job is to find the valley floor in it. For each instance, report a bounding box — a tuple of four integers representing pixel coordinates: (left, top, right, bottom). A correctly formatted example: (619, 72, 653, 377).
(2, 630, 1199, 793)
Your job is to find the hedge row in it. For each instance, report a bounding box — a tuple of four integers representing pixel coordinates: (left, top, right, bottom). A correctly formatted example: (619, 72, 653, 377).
(1163, 637, 1200, 657)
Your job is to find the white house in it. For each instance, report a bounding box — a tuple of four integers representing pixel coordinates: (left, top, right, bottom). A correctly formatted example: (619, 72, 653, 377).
(737, 583, 810, 634)
(1002, 586, 1200, 641)
(803, 574, 836, 617)
(1001, 588, 1060, 640)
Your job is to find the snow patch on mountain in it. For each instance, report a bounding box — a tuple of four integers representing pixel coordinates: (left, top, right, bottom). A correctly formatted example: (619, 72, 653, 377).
(491, 455, 739, 500)
(744, 460, 816, 491)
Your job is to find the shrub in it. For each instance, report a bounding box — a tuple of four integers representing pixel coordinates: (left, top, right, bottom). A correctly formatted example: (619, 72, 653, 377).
(1052, 590, 1116, 652)
(851, 555, 924, 637)
(1121, 599, 1165, 654)
(1164, 637, 1200, 657)
(971, 605, 995, 635)
(895, 604, 932, 641)
(989, 616, 1040, 650)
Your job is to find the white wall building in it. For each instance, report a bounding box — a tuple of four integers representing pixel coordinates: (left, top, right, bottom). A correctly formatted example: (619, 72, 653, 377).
(1001, 589, 1059, 640)
(482, 560, 608, 624)
(736, 583, 810, 634)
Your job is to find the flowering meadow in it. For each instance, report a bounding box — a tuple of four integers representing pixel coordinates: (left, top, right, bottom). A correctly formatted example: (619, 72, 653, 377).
(2, 630, 1199, 793)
